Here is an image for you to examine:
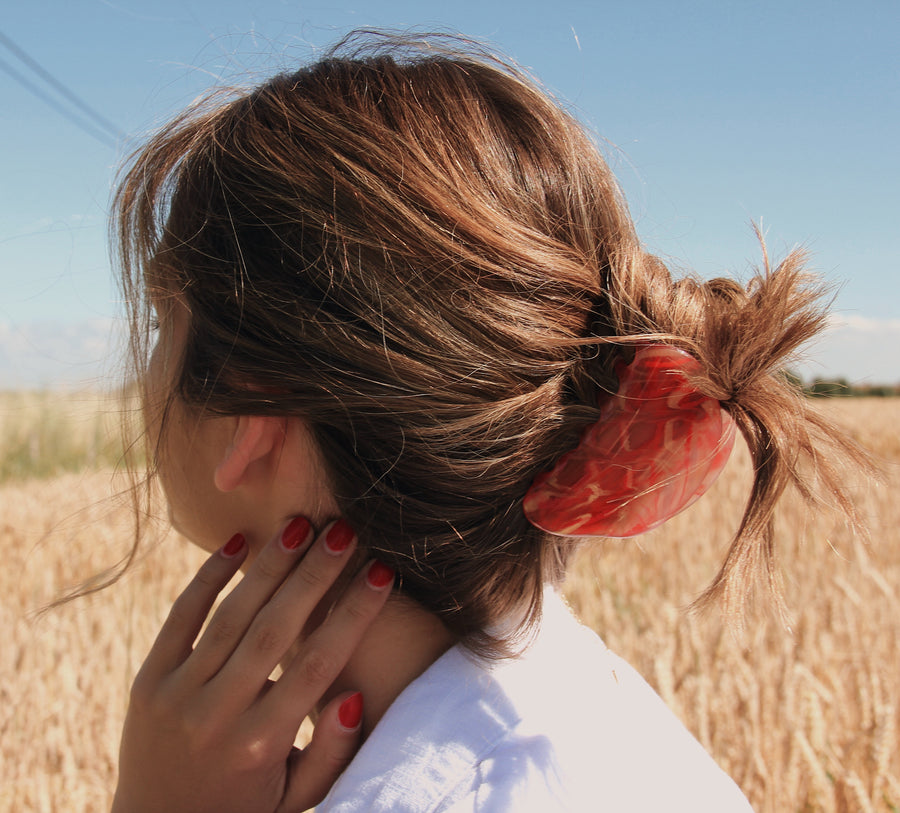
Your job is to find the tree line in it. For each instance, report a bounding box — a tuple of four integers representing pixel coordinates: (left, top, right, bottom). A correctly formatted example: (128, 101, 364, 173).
(783, 371, 900, 398)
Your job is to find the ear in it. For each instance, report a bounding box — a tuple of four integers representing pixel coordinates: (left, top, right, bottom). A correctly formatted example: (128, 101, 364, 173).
(214, 415, 286, 493)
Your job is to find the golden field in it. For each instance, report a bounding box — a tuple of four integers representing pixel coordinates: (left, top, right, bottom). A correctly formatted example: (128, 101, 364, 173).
(1, 394, 898, 812)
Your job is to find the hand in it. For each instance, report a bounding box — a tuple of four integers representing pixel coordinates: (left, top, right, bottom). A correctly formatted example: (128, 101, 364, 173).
(112, 518, 394, 813)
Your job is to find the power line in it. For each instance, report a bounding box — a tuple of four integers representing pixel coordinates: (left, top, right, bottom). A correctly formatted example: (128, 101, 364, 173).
(0, 56, 117, 148)
(0, 29, 123, 146)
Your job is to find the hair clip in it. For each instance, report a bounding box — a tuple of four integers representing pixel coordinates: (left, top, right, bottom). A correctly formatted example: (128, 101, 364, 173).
(524, 345, 736, 538)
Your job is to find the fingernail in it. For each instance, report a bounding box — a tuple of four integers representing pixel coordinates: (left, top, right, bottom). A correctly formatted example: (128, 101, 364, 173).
(366, 560, 395, 590)
(338, 692, 363, 731)
(324, 519, 355, 554)
(281, 516, 311, 551)
(221, 533, 246, 558)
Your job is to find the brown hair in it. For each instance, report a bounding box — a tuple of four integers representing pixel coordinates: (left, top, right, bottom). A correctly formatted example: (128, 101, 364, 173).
(113, 32, 873, 656)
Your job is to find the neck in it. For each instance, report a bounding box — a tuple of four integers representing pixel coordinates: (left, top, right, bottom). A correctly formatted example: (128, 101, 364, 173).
(295, 594, 456, 737)
(338, 597, 457, 735)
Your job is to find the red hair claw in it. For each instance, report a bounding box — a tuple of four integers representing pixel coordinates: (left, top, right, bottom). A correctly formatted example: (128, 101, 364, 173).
(524, 346, 736, 538)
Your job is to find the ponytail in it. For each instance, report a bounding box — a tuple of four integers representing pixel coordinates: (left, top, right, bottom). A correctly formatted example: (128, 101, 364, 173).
(588, 234, 879, 615)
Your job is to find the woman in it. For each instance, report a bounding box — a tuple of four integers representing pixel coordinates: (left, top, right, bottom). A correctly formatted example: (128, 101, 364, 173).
(109, 32, 869, 811)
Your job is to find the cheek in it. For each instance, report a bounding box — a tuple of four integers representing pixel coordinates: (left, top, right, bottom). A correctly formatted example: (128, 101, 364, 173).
(143, 297, 189, 459)
(143, 330, 177, 467)
(155, 413, 197, 537)
(156, 409, 247, 554)
(156, 413, 210, 546)
(140, 302, 231, 550)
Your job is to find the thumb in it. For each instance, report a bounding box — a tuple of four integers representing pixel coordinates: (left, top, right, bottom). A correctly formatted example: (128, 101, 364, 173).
(277, 691, 364, 812)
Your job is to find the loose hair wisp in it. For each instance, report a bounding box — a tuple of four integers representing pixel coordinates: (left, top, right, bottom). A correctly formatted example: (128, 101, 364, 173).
(114, 33, 875, 655)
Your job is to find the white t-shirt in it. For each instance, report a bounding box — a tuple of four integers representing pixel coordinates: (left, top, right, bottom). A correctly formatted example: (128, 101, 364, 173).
(319, 588, 754, 811)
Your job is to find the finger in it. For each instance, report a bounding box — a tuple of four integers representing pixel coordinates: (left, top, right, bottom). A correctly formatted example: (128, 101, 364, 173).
(277, 691, 364, 813)
(138, 533, 248, 682)
(184, 516, 315, 684)
(210, 519, 361, 707)
(262, 559, 394, 734)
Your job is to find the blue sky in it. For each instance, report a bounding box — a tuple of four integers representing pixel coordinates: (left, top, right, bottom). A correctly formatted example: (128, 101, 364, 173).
(1, 0, 898, 387)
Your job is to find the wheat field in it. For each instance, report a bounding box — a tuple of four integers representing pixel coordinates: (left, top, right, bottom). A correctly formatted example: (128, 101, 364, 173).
(1, 396, 898, 812)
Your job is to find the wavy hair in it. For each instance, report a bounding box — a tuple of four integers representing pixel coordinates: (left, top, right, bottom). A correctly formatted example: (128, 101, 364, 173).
(112, 32, 874, 655)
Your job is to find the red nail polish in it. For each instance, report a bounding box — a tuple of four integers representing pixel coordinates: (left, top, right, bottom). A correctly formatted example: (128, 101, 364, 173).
(221, 533, 246, 558)
(366, 561, 395, 589)
(281, 516, 311, 551)
(338, 692, 363, 730)
(325, 519, 355, 554)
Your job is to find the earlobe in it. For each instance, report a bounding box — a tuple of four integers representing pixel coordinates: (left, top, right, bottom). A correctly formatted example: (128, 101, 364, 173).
(213, 415, 285, 492)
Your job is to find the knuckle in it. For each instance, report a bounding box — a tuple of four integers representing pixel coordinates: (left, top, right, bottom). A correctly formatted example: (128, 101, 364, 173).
(234, 733, 275, 772)
(295, 559, 330, 591)
(179, 709, 219, 755)
(126, 681, 226, 757)
(297, 646, 339, 687)
(248, 620, 287, 655)
(132, 682, 179, 727)
(253, 552, 287, 583)
(165, 593, 194, 628)
(325, 747, 355, 773)
(338, 592, 373, 625)
(128, 672, 154, 710)
(193, 557, 226, 590)
(207, 613, 243, 645)
(128, 669, 183, 717)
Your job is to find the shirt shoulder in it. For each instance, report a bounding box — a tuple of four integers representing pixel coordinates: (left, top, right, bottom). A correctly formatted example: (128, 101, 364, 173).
(318, 590, 754, 812)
